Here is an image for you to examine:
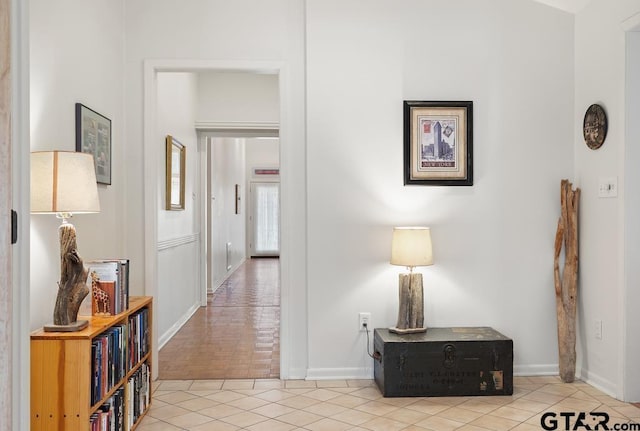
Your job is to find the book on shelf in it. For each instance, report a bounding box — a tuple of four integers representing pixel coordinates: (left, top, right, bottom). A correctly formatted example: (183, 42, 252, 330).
(127, 362, 150, 429)
(90, 387, 124, 431)
(127, 308, 150, 369)
(91, 280, 116, 316)
(89, 308, 149, 406)
(85, 259, 130, 315)
(91, 325, 126, 406)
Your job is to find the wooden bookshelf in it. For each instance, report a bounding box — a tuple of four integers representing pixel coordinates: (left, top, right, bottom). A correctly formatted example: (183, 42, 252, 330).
(31, 296, 153, 431)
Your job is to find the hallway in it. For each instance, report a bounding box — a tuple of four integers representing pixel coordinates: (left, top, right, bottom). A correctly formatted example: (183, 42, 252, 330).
(159, 258, 280, 380)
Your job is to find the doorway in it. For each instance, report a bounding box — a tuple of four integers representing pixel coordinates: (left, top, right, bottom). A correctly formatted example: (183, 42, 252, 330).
(153, 69, 283, 380)
(158, 132, 281, 380)
(250, 182, 280, 257)
(144, 60, 307, 382)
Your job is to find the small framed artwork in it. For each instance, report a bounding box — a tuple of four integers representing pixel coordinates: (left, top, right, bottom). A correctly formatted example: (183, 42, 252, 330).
(403, 100, 473, 186)
(75, 103, 112, 185)
(235, 184, 241, 215)
(166, 135, 186, 210)
(583, 103, 607, 150)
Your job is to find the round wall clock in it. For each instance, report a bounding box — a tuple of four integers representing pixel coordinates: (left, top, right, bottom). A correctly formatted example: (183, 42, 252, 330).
(583, 104, 608, 150)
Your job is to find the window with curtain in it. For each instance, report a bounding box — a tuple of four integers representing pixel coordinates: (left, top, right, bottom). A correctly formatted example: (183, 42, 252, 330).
(252, 182, 280, 256)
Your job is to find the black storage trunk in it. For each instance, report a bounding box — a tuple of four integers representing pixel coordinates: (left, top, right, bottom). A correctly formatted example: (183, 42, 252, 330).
(374, 327, 513, 397)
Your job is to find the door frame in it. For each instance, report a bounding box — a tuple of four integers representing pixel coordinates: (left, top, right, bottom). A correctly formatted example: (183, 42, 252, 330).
(0, 0, 13, 426)
(197, 129, 279, 295)
(623, 15, 640, 402)
(143, 59, 307, 380)
(5, 0, 30, 427)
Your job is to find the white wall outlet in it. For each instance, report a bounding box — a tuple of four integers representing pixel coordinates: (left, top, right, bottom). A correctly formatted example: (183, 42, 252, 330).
(595, 320, 603, 340)
(598, 177, 618, 198)
(359, 312, 371, 331)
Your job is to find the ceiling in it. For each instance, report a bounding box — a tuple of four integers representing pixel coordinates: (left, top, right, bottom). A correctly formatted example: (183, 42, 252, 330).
(531, 0, 591, 13)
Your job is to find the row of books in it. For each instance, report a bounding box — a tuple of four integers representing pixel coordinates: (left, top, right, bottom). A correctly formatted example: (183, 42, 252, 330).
(91, 325, 127, 405)
(128, 308, 150, 370)
(90, 387, 125, 431)
(91, 310, 151, 405)
(87, 259, 130, 316)
(127, 362, 150, 429)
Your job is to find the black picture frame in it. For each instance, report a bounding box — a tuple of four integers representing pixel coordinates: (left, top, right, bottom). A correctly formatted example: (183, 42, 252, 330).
(403, 100, 473, 186)
(75, 103, 112, 185)
(235, 184, 241, 215)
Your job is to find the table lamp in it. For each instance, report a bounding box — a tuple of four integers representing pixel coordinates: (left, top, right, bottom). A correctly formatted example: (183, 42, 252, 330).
(390, 227, 433, 334)
(31, 151, 100, 332)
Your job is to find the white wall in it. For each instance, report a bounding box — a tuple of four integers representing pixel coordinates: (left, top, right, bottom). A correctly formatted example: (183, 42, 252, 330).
(157, 73, 199, 240)
(197, 72, 279, 124)
(209, 137, 247, 290)
(124, 0, 307, 378)
(246, 139, 280, 173)
(29, 0, 125, 330)
(306, 0, 574, 379)
(29, 0, 640, 398)
(155, 72, 201, 344)
(574, 0, 640, 400)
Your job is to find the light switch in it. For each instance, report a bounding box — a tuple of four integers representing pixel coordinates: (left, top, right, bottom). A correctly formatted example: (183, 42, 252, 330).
(598, 177, 618, 198)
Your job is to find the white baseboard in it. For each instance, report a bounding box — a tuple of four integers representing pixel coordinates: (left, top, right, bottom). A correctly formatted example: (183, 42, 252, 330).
(158, 302, 200, 350)
(306, 367, 373, 381)
(514, 364, 559, 376)
(578, 368, 617, 398)
(209, 257, 246, 294)
(305, 364, 562, 381)
(283, 367, 308, 381)
(515, 365, 618, 398)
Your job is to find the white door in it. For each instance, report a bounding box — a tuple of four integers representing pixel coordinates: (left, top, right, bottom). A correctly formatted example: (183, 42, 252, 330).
(250, 182, 280, 257)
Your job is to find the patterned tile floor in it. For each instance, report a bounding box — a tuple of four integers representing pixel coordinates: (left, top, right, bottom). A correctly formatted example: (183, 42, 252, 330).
(138, 377, 640, 431)
(159, 258, 280, 380)
(154, 259, 640, 429)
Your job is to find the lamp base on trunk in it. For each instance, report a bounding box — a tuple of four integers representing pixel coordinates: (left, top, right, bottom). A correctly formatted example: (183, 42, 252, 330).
(43, 319, 89, 332)
(389, 326, 427, 334)
(393, 272, 426, 334)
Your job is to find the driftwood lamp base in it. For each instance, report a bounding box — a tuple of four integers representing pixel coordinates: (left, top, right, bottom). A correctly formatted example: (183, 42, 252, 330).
(43, 320, 89, 332)
(391, 272, 426, 335)
(389, 326, 427, 334)
(45, 221, 90, 332)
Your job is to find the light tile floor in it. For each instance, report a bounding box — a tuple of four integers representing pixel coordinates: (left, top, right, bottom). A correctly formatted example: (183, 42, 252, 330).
(137, 376, 640, 431)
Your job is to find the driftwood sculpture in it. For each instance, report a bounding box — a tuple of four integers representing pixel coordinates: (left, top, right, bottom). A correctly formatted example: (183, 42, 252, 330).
(553, 179, 580, 383)
(44, 222, 90, 331)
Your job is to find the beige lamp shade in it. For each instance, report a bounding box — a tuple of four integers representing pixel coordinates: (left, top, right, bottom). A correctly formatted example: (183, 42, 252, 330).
(31, 151, 100, 214)
(390, 227, 433, 268)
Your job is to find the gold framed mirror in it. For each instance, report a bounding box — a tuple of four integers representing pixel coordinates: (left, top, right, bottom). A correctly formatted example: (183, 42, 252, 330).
(166, 135, 185, 210)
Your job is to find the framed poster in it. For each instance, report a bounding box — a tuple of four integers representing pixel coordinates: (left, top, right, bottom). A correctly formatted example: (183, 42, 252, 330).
(403, 100, 473, 186)
(75, 103, 112, 185)
(166, 135, 185, 210)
